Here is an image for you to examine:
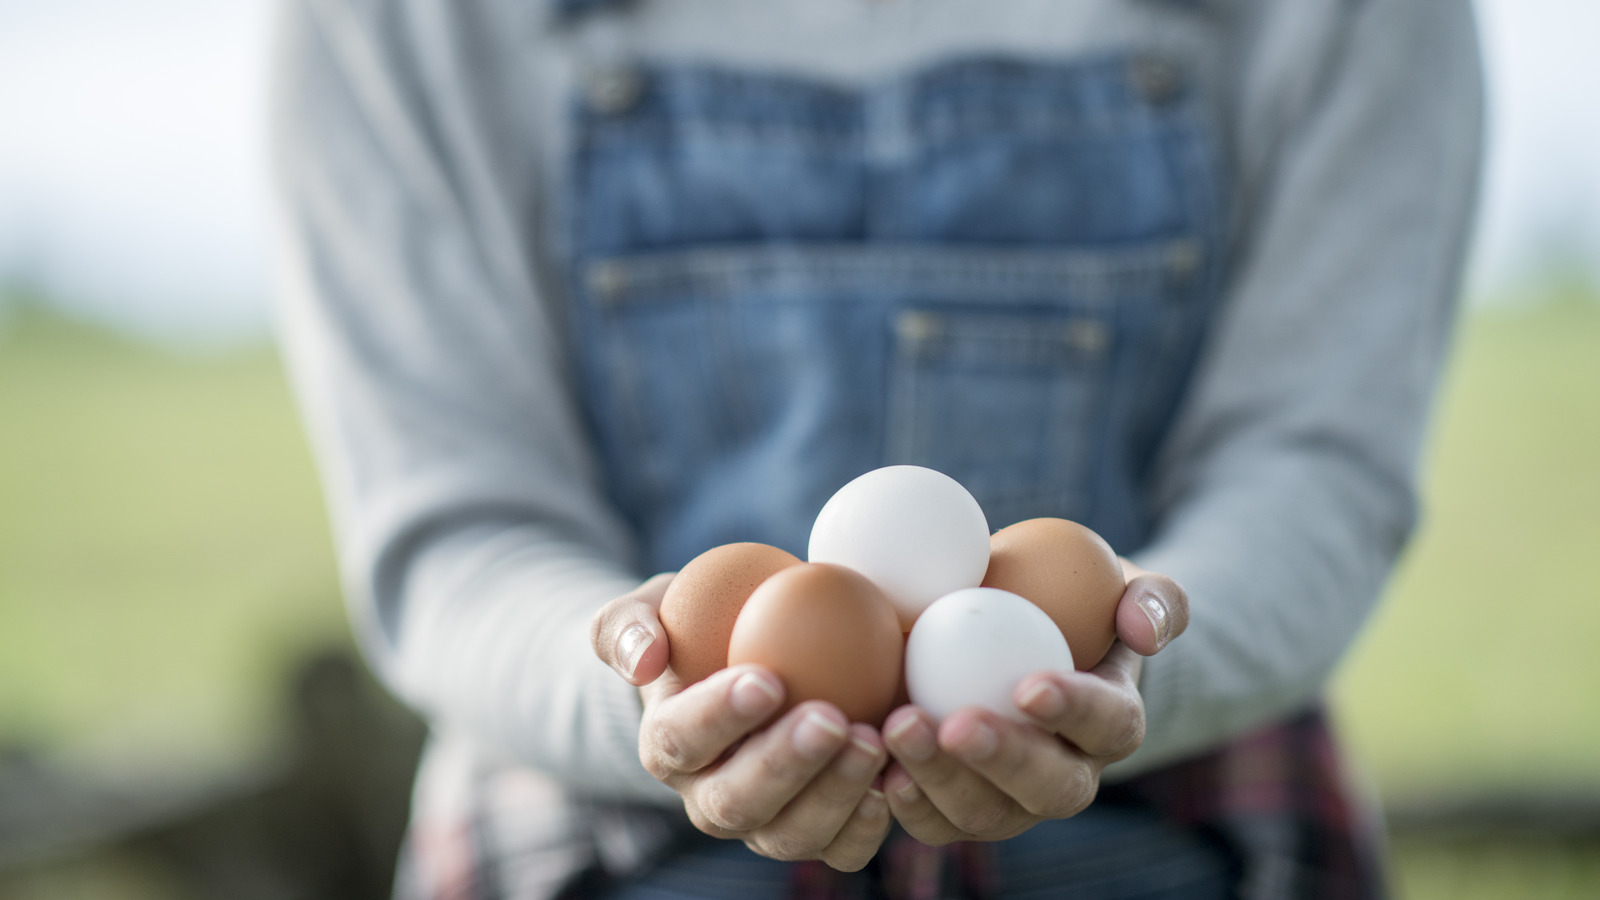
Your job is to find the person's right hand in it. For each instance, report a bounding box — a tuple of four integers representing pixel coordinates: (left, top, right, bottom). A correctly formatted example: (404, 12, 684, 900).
(590, 575, 893, 871)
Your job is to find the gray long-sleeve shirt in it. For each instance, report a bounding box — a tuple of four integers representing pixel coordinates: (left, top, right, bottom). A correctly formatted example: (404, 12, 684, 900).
(271, 0, 1481, 807)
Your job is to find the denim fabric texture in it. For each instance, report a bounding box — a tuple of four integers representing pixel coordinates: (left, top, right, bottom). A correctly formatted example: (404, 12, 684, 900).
(602, 814, 1234, 900)
(565, 56, 1223, 575)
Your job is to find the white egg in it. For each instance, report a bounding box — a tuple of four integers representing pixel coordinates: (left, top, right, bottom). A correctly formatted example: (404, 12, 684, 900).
(905, 587, 1074, 722)
(808, 465, 990, 630)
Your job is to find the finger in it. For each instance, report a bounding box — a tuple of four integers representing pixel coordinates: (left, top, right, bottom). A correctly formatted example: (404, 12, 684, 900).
(1014, 650, 1145, 760)
(1090, 641, 1144, 692)
(748, 724, 887, 864)
(1114, 572, 1189, 655)
(817, 784, 892, 872)
(685, 701, 852, 833)
(881, 763, 965, 847)
(590, 572, 675, 684)
(882, 707, 1031, 840)
(639, 664, 784, 781)
(937, 708, 1098, 820)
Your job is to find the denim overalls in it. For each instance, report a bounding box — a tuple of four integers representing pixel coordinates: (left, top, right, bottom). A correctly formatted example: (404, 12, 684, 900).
(552, 1, 1242, 895)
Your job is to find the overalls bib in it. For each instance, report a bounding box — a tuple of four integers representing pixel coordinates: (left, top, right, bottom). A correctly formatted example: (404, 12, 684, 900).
(564, 52, 1220, 574)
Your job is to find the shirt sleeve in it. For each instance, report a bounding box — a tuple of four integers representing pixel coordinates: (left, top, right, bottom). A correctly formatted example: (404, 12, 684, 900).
(270, 0, 676, 803)
(1116, 0, 1484, 776)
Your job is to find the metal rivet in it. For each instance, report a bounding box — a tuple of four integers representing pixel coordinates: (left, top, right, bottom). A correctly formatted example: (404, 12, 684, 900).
(585, 67, 643, 115)
(896, 311, 940, 344)
(1173, 240, 1202, 271)
(1130, 56, 1184, 106)
(588, 261, 628, 301)
(1169, 241, 1203, 285)
(1065, 320, 1110, 355)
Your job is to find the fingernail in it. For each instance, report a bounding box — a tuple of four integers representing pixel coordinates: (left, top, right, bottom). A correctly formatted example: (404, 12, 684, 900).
(894, 778, 921, 804)
(794, 710, 849, 760)
(1137, 594, 1171, 648)
(838, 735, 884, 780)
(730, 671, 783, 717)
(951, 720, 998, 762)
(1018, 680, 1066, 719)
(616, 623, 653, 678)
(885, 713, 937, 763)
(856, 788, 887, 820)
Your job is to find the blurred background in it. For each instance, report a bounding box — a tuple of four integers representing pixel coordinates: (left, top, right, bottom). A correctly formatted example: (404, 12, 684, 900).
(2, 1, 1597, 897)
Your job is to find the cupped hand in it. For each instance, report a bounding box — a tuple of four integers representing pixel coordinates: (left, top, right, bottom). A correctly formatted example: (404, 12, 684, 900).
(590, 575, 893, 871)
(881, 566, 1189, 845)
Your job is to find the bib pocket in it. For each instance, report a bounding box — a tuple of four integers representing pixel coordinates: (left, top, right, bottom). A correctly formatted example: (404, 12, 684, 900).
(888, 307, 1111, 529)
(881, 240, 1197, 528)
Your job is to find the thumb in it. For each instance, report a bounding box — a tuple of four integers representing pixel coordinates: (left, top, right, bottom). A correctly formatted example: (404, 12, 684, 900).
(590, 572, 675, 685)
(1114, 571, 1189, 656)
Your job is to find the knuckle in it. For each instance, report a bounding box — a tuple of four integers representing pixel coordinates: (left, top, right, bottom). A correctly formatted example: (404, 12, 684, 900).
(758, 744, 799, 783)
(1016, 784, 1052, 818)
(642, 717, 689, 776)
(686, 805, 731, 838)
(1018, 765, 1093, 819)
(949, 802, 1014, 837)
(824, 849, 873, 873)
(698, 782, 764, 833)
(823, 830, 882, 873)
(1104, 691, 1146, 757)
(744, 837, 806, 864)
(906, 825, 959, 848)
(760, 831, 825, 862)
(1056, 766, 1099, 818)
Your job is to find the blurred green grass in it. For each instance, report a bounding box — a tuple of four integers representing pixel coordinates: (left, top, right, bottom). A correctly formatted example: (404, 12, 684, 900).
(2, 289, 1598, 897)
(0, 299, 347, 767)
(1331, 292, 1600, 792)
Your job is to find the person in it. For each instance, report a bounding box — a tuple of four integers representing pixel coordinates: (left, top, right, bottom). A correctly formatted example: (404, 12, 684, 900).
(271, 0, 1482, 896)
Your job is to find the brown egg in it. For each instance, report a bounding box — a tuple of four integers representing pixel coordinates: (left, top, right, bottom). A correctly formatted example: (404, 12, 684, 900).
(981, 518, 1125, 670)
(891, 632, 911, 710)
(659, 543, 802, 685)
(727, 563, 904, 726)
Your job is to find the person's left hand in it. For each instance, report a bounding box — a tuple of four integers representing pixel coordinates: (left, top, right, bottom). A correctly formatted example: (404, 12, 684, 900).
(880, 566, 1186, 845)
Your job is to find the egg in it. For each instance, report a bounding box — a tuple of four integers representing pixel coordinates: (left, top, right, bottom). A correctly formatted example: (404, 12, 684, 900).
(981, 518, 1125, 670)
(658, 542, 802, 685)
(727, 562, 904, 725)
(905, 587, 1074, 722)
(808, 465, 990, 630)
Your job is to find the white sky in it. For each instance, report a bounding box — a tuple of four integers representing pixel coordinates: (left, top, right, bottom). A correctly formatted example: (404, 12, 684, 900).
(0, 0, 1596, 342)
(0, 0, 271, 341)
(1471, 0, 1600, 289)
